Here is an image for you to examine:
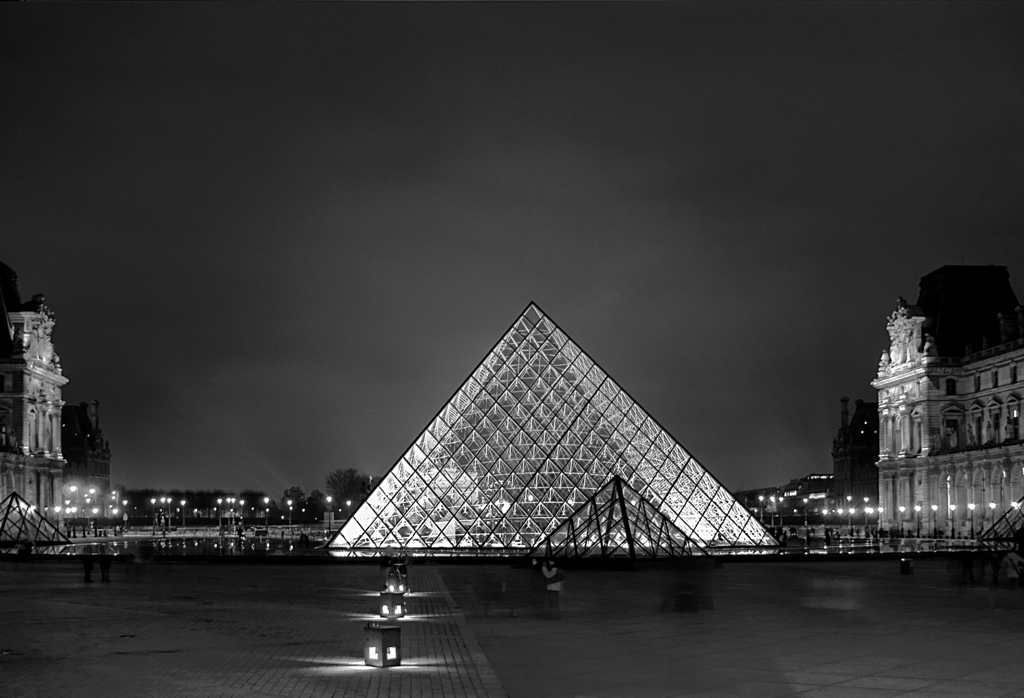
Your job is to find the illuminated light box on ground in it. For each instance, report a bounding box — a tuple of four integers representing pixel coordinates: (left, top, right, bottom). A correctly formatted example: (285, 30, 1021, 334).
(378, 591, 406, 619)
(328, 302, 777, 556)
(364, 623, 401, 668)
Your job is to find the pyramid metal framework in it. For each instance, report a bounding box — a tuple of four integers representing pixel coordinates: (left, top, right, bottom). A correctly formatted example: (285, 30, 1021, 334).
(0, 491, 71, 549)
(529, 475, 704, 560)
(979, 498, 1024, 548)
(328, 303, 775, 554)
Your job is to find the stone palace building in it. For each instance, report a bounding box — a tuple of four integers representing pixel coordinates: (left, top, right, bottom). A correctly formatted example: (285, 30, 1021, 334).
(0, 261, 68, 509)
(873, 265, 1024, 537)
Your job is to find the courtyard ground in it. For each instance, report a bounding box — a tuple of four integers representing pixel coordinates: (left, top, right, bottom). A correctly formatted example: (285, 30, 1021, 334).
(1, 555, 1023, 697)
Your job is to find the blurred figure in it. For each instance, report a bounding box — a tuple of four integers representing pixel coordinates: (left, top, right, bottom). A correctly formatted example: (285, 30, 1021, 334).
(529, 558, 546, 616)
(1001, 549, 1023, 588)
(541, 560, 563, 619)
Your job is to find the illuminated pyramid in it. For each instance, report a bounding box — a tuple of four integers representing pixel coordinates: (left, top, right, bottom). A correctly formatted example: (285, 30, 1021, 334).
(530, 475, 703, 559)
(0, 491, 71, 549)
(329, 303, 775, 554)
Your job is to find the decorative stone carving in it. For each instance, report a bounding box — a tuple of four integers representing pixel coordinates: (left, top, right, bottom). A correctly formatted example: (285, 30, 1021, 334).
(23, 309, 61, 374)
(880, 299, 927, 375)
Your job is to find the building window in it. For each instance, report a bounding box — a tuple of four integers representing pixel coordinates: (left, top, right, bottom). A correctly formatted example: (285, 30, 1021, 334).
(0, 375, 4, 392)
(1013, 364, 1018, 384)
(993, 370, 999, 389)
(974, 374, 982, 392)
(945, 379, 957, 396)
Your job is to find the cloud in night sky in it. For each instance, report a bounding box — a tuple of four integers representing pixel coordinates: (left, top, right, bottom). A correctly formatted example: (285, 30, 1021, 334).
(2, 3, 1022, 496)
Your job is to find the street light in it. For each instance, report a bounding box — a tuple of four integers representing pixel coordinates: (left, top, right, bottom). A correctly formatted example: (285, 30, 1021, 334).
(877, 507, 884, 537)
(287, 499, 293, 527)
(898, 505, 906, 537)
(968, 503, 976, 537)
(914, 505, 921, 537)
(758, 495, 764, 522)
(846, 495, 852, 536)
(802, 498, 808, 531)
(988, 501, 997, 531)
(151, 497, 157, 533)
(930, 504, 938, 538)
(180, 499, 186, 527)
(264, 497, 270, 526)
(949, 504, 957, 538)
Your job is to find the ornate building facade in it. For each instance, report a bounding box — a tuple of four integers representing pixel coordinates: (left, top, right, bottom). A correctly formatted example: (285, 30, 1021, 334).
(872, 265, 1024, 537)
(832, 397, 879, 504)
(0, 261, 67, 509)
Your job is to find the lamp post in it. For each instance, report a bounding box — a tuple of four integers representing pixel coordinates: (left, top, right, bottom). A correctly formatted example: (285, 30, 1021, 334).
(287, 499, 293, 527)
(326, 495, 333, 528)
(151, 497, 157, 534)
(988, 501, 996, 532)
(758, 495, 764, 522)
(346, 500, 352, 521)
(914, 505, 921, 538)
(802, 498, 808, 532)
(846, 495, 852, 536)
(217, 498, 223, 532)
(264, 497, 270, 528)
(898, 506, 906, 537)
(180, 500, 186, 528)
(968, 502, 976, 538)
(949, 503, 957, 538)
(930, 504, 938, 538)
(877, 507, 883, 538)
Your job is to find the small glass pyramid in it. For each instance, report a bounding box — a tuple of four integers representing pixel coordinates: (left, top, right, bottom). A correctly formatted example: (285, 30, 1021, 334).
(979, 498, 1024, 546)
(530, 475, 703, 559)
(0, 491, 71, 550)
(328, 303, 775, 555)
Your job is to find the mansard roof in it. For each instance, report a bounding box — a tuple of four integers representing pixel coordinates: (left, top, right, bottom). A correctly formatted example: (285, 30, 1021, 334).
(0, 261, 18, 353)
(915, 265, 1019, 359)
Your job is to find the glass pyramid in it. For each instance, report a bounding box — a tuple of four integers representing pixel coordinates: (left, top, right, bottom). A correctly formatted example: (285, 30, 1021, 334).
(0, 491, 71, 550)
(328, 303, 775, 555)
(530, 475, 703, 559)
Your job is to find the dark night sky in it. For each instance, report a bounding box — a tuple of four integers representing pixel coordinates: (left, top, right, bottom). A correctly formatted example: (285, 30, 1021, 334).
(2, 3, 1022, 498)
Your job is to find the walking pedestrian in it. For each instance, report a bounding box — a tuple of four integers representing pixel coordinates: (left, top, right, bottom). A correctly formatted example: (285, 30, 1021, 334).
(541, 560, 564, 619)
(99, 556, 112, 583)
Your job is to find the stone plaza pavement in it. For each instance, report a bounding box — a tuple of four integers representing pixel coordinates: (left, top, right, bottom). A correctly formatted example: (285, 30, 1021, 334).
(2, 555, 1024, 697)
(0, 559, 505, 698)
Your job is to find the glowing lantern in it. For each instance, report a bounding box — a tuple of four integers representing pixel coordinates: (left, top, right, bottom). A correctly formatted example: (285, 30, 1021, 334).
(379, 591, 406, 619)
(364, 623, 401, 667)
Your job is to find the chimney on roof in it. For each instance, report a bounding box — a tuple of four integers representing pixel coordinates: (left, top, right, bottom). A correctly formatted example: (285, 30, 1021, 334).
(998, 313, 1018, 344)
(840, 397, 850, 429)
(87, 400, 100, 431)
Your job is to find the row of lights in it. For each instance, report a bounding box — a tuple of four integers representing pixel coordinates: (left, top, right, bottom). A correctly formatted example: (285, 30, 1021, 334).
(51, 486, 124, 518)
